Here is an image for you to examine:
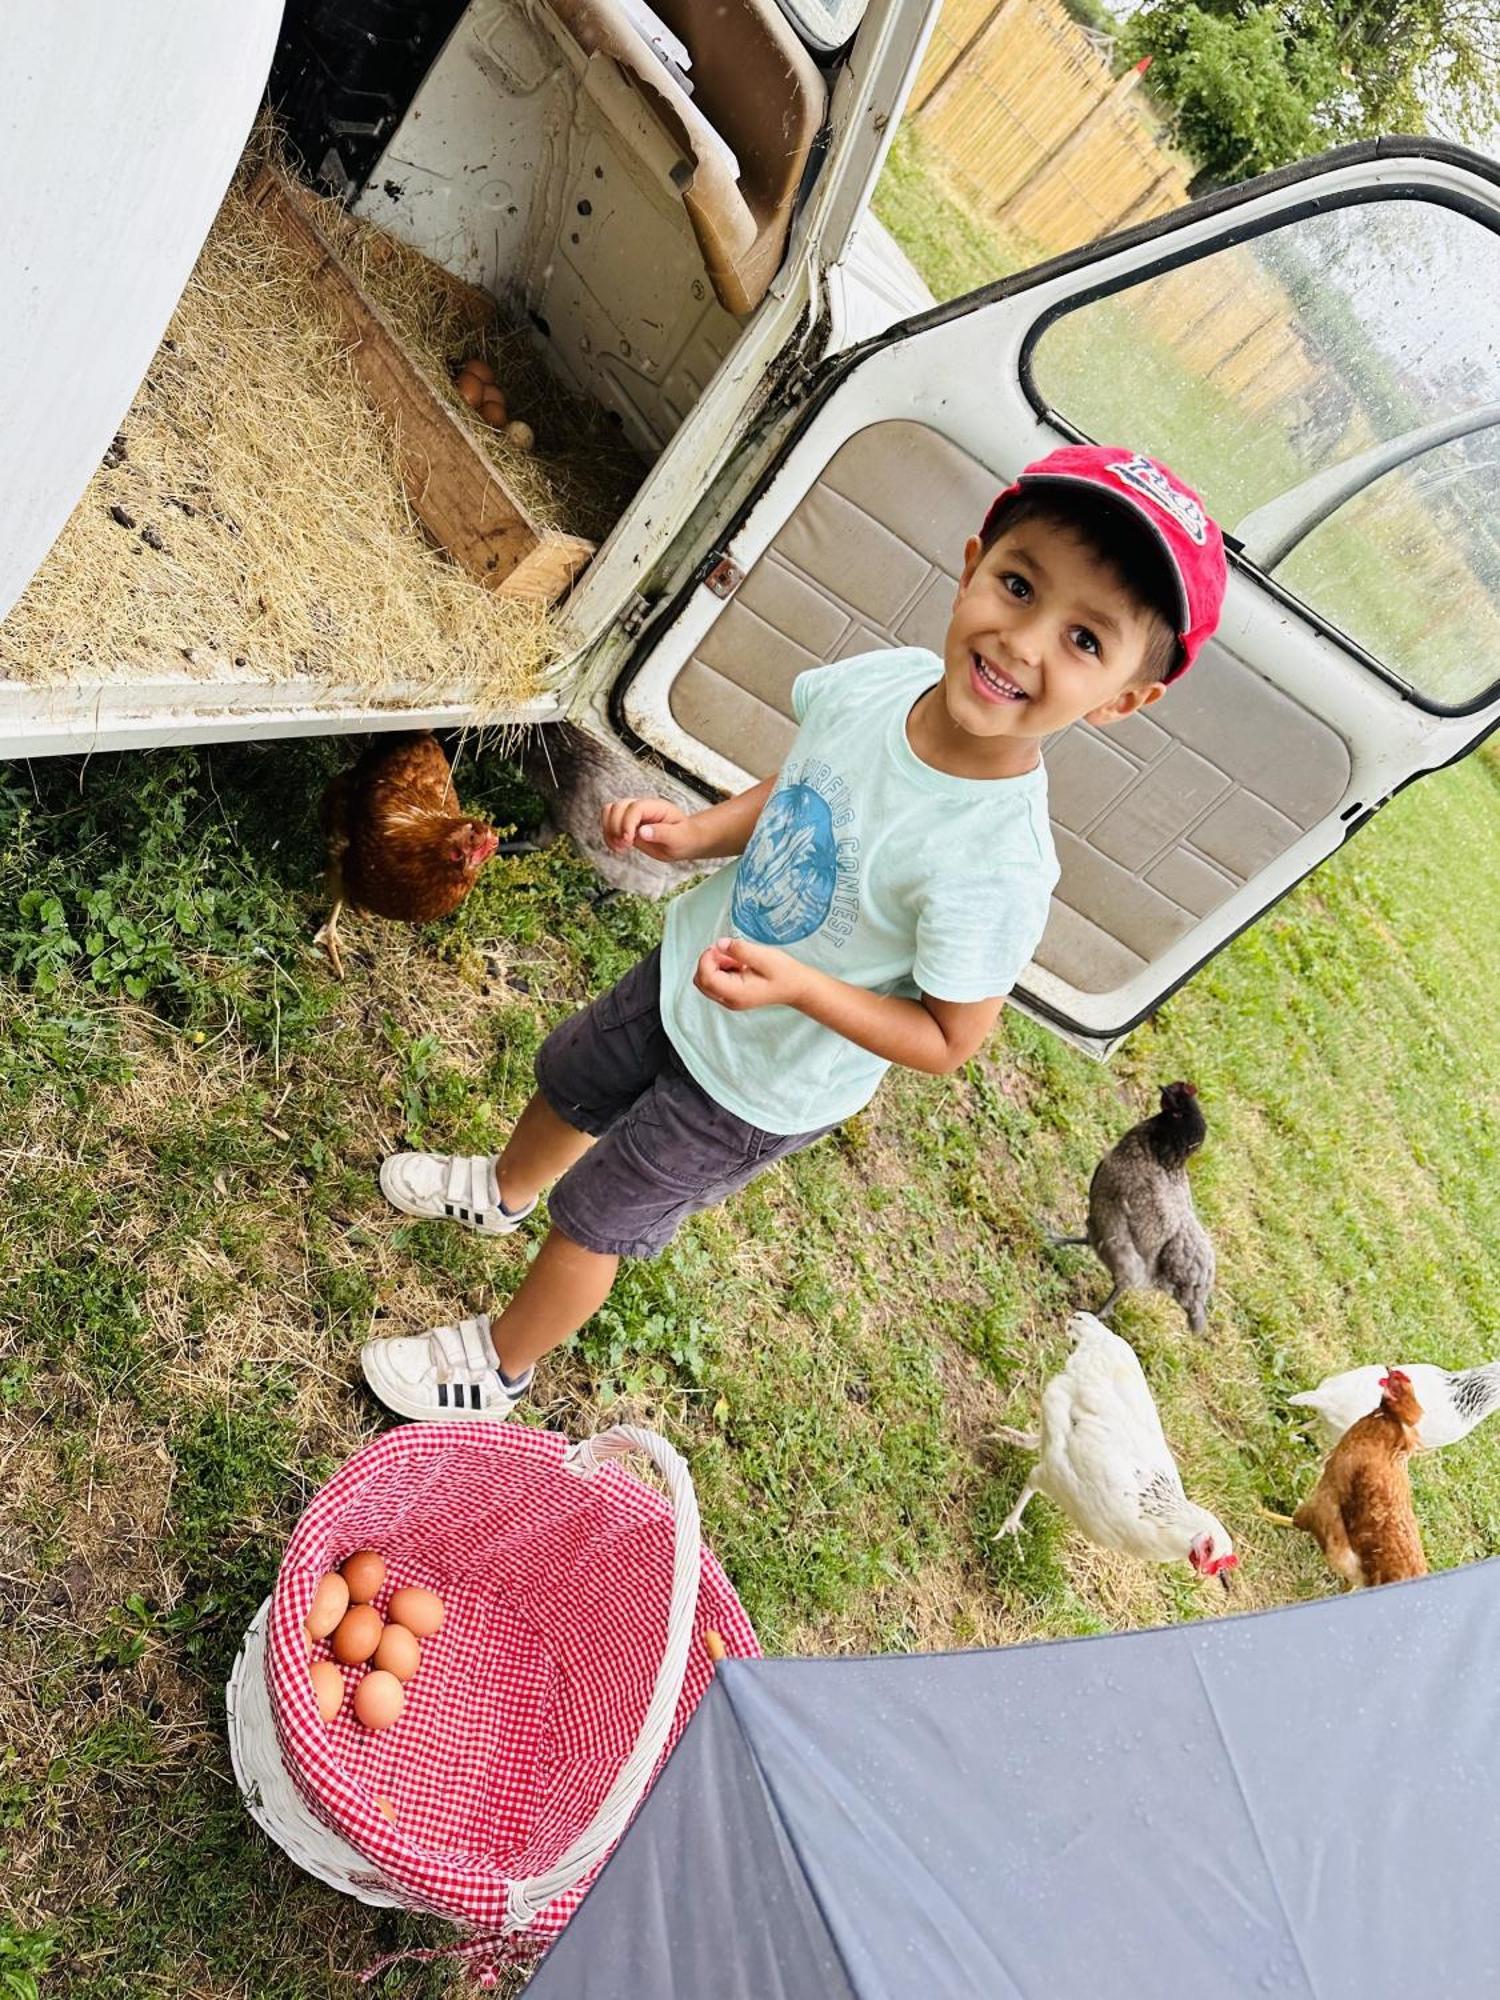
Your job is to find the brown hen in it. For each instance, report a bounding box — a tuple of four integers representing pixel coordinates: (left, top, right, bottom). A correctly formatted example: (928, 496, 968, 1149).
(1292, 1368, 1428, 1589)
(315, 732, 499, 977)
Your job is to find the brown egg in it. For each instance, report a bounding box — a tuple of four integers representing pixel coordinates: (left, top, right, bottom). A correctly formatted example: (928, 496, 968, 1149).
(341, 1549, 386, 1604)
(503, 420, 535, 453)
(307, 1571, 350, 1641)
(387, 1586, 444, 1639)
(310, 1659, 345, 1724)
(354, 1669, 406, 1732)
(462, 356, 496, 386)
(456, 370, 486, 409)
(331, 1603, 384, 1665)
(479, 388, 509, 428)
(373, 1622, 422, 1682)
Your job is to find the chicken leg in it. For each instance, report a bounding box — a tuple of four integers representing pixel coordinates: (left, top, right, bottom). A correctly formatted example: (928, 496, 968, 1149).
(993, 1479, 1037, 1540)
(313, 898, 346, 982)
(991, 1423, 1041, 1450)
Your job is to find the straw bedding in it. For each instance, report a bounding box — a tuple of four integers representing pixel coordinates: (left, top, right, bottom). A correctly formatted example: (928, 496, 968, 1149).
(0, 149, 645, 710)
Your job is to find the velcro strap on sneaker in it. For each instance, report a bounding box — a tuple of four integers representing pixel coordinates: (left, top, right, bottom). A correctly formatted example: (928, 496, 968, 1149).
(430, 1314, 497, 1383)
(442, 1154, 497, 1225)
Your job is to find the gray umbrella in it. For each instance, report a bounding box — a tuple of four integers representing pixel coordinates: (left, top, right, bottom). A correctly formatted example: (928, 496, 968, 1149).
(529, 1562, 1499, 1998)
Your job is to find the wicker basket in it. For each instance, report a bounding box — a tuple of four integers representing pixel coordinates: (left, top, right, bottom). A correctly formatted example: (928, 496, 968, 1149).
(226, 1422, 757, 1963)
(228, 1593, 407, 1907)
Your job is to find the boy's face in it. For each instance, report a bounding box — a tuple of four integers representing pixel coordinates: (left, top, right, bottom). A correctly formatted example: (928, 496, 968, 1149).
(941, 517, 1171, 744)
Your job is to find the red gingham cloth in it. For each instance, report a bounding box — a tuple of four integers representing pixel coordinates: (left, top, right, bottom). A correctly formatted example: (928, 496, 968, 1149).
(265, 1424, 759, 1959)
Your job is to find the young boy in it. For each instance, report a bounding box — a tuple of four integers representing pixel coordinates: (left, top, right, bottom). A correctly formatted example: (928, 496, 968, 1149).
(361, 444, 1227, 1421)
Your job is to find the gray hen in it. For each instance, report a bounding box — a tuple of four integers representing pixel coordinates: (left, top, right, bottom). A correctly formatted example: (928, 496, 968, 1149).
(1053, 1081, 1215, 1331)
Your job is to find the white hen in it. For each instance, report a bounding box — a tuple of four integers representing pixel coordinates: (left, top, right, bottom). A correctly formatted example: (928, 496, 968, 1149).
(994, 1312, 1238, 1584)
(1289, 1359, 1500, 1453)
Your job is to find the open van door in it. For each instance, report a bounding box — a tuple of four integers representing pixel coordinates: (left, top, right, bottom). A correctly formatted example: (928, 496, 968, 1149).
(608, 138, 1500, 1053)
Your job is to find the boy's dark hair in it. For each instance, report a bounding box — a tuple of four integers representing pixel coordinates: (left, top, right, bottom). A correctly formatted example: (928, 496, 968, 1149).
(980, 487, 1182, 686)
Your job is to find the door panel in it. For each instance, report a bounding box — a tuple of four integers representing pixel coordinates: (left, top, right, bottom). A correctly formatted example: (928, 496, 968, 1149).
(615, 142, 1500, 1050)
(669, 422, 991, 770)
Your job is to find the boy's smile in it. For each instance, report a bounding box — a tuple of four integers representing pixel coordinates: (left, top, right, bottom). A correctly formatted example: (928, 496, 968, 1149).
(969, 651, 1029, 704)
(910, 517, 1171, 780)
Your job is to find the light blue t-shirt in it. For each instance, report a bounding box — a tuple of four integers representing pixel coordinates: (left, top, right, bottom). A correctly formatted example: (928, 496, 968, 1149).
(658, 648, 1060, 1135)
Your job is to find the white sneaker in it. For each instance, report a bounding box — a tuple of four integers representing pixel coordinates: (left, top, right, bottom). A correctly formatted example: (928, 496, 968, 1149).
(361, 1312, 533, 1422)
(379, 1152, 537, 1236)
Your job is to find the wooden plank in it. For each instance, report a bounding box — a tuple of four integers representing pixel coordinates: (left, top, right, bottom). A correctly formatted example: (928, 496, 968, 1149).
(914, 0, 1027, 128)
(246, 164, 594, 600)
(493, 531, 597, 603)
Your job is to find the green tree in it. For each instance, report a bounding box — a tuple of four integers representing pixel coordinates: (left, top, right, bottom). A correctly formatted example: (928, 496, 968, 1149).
(1126, 0, 1500, 186)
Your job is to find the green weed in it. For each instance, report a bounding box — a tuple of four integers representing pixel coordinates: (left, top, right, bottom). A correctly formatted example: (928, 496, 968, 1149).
(0, 1922, 57, 2000)
(574, 1245, 716, 1400)
(0, 750, 331, 1053)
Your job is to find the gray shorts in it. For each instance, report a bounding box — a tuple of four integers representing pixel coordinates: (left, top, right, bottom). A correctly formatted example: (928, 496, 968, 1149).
(535, 949, 834, 1258)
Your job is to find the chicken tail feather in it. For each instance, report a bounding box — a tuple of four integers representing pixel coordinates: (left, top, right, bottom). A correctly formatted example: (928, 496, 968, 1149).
(1042, 1222, 1090, 1248)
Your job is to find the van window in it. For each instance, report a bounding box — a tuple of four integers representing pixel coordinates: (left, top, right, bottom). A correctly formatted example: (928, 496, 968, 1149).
(1027, 197, 1500, 708)
(1274, 436, 1500, 709)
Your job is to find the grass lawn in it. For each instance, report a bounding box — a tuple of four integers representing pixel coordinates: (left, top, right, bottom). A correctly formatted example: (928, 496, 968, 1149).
(4, 140, 1500, 2000)
(872, 128, 1033, 299)
(3, 725, 1500, 1995)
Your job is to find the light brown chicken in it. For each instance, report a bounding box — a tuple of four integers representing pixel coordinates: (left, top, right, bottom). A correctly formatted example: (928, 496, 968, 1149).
(1291, 1368, 1428, 1589)
(315, 732, 499, 977)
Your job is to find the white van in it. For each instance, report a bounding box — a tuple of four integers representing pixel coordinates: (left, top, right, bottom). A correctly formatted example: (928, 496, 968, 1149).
(4, 2, 1500, 1053)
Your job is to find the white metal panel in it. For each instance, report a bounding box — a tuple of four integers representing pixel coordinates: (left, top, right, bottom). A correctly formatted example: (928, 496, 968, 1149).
(0, 1, 283, 628)
(826, 211, 934, 349)
(794, 0, 938, 295)
(0, 675, 560, 760)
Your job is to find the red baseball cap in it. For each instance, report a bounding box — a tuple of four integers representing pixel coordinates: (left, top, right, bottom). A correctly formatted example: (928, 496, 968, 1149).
(981, 444, 1227, 678)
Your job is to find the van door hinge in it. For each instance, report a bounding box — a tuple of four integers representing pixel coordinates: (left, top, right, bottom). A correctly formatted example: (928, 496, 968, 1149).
(620, 591, 654, 636)
(705, 554, 744, 599)
(792, 356, 823, 401)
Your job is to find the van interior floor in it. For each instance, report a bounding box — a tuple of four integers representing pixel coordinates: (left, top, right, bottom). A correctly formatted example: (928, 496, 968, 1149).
(0, 144, 647, 711)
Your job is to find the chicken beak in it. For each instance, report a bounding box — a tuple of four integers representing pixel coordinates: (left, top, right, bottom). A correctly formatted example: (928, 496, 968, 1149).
(1218, 1568, 1234, 1594)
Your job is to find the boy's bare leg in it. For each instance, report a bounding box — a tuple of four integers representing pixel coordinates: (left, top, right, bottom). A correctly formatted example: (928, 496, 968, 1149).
(489, 1227, 618, 1378)
(494, 1092, 594, 1208)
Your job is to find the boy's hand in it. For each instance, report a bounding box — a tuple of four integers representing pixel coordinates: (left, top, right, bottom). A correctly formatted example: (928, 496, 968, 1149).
(694, 936, 808, 1011)
(601, 796, 699, 861)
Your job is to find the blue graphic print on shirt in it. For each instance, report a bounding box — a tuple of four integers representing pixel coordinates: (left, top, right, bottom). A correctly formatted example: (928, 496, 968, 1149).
(731, 759, 860, 948)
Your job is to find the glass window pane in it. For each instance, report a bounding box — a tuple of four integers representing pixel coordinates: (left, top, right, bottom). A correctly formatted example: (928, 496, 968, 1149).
(1275, 436, 1500, 708)
(1029, 198, 1500, 701)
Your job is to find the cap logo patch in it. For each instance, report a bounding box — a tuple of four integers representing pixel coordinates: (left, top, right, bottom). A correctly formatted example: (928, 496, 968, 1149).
(1108, 453, 1207, 546)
